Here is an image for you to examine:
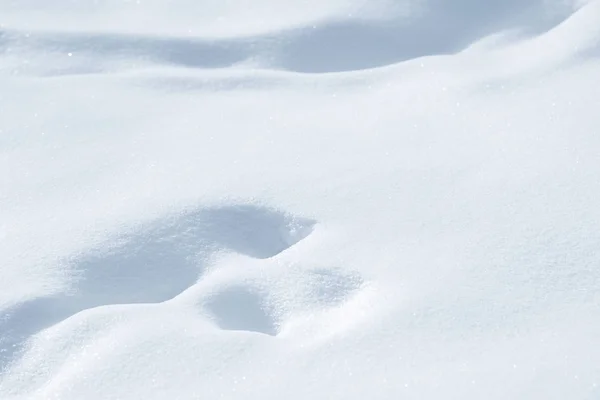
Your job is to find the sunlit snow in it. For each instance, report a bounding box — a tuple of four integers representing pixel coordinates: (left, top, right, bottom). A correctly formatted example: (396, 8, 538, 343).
(1, 1, 600, 399)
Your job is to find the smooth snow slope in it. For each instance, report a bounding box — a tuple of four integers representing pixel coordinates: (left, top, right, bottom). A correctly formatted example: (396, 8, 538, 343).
(1, 0, 600, 399)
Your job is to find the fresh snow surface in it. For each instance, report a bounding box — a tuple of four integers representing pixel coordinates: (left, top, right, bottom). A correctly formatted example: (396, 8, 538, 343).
(1, 1, 600, 399)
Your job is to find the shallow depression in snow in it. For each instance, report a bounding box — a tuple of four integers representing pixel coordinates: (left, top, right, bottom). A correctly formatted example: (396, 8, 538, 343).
(0, 204, 315, 369)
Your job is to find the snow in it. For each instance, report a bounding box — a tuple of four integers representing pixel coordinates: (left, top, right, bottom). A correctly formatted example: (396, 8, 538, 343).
(1, 0, 600, 398)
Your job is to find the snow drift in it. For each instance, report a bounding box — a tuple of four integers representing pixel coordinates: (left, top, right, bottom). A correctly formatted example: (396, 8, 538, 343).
(1, 0, 600, 399)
